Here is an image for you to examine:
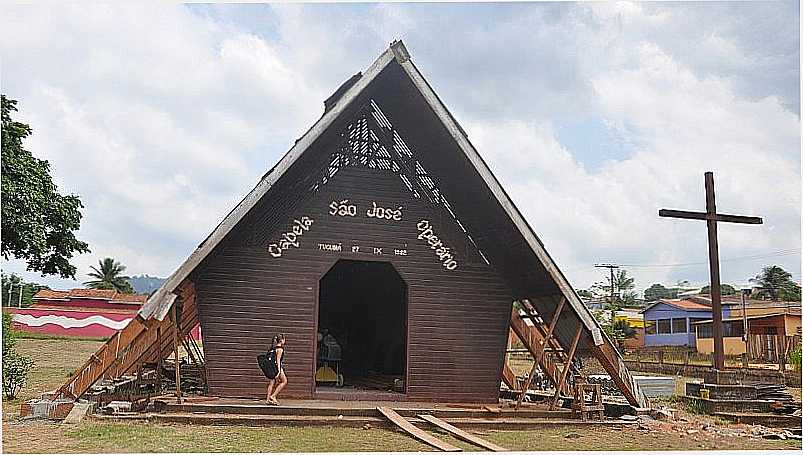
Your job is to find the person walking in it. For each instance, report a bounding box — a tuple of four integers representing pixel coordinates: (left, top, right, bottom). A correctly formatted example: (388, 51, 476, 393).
(264, 334, 287, 405)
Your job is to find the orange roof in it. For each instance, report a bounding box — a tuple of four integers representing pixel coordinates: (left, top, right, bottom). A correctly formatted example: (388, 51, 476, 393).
(656, 299, 711, 311)
(29, 304, 140, 315)
(33, 289, 147, 304)
(32, 289, 70, 300)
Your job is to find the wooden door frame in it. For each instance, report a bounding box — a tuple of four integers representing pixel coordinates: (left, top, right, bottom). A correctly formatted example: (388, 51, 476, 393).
(311, 256, 410, 398)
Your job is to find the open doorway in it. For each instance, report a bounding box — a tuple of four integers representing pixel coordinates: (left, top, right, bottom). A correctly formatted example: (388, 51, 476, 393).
(316, 260, 407, 394)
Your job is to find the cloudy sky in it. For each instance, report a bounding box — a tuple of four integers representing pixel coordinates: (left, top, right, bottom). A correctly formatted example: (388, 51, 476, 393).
(1, 1, 800, 295)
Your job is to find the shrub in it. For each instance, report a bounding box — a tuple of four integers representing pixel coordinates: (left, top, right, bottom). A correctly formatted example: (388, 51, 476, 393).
(3, 352, 34, 400)
(788, 343, 802, 371)
(2, 312, 34, 400)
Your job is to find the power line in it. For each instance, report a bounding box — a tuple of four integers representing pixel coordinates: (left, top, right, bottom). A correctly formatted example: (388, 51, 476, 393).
(617, 249, 801, 269)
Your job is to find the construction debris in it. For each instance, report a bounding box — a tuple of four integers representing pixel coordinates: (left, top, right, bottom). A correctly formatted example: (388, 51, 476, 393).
(62, 402, 94, 424)
(755, 384, 795, 403)
(627, 407, 801, 441)
(650, 408, 676, 421)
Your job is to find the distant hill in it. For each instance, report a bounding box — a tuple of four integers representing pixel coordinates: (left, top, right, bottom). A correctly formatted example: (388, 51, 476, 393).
(127, 275, 166, 295)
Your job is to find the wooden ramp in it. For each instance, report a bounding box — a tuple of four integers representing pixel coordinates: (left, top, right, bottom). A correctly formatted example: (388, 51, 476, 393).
(419, 414, 508, 452)
(376, 406, 461, 452)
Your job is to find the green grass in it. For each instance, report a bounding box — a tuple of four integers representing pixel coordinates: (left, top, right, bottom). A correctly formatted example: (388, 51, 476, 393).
(484, 427, 801, 451)
(64, 422, 432, 453)
(3, 338, 801, 453)
(16, 332, 109, 342)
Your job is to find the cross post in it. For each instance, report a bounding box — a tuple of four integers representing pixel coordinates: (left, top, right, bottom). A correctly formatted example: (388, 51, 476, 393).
(659, 172, 762, 370)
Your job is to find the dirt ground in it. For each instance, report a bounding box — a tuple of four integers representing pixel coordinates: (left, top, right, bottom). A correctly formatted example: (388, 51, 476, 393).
(2, 338, 801, 453)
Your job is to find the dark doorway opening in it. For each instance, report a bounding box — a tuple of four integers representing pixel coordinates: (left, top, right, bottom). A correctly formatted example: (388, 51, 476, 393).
(316, 260, 407, 394)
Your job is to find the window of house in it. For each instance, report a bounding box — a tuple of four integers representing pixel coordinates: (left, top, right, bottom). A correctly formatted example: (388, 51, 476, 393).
(645, 320, 656, 335)
(723, 322, 745, 338)
(657, 319, 672, 334)
(672, 318, 687, 333)
(696, 323, 713, 339)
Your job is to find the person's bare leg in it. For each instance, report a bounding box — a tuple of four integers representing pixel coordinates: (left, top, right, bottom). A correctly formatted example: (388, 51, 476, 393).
(270, 371, 288, 401)
(266, 379, 276, 402)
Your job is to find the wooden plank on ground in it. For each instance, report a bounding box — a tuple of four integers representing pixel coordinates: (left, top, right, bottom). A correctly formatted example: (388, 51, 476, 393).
(376, 407, 461, 452)
(419, 414, 508, 452)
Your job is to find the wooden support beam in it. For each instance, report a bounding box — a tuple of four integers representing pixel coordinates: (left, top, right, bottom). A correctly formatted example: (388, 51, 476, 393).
(550, 324, 583, 411)
(592, 343, 649, 408)
(55, 281, 201, 401)
(173, 302, 182, 404)
(508, 312, 566, 397)
(156, 327, 162, 392)
(516, 297, 565, 410)
(55, 316, 148, 399)
(501, 362, 518, 391)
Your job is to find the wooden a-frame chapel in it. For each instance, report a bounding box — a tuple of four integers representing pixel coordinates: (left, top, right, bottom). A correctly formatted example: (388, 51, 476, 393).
(57, 41, 648, 408)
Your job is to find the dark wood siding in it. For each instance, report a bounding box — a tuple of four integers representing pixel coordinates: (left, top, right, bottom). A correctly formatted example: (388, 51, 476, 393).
(195, 165, 513, 403)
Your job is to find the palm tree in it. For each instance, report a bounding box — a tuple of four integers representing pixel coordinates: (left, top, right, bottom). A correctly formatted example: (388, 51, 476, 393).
(750, 265, 801, 301)
(84, 258, 133, 293)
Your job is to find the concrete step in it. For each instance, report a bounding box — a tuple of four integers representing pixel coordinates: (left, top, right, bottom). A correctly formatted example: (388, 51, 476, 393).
(137, 412, 634, 429)
(681, 395, 774, 413)
(712, 412, 803, 428)
(162, 402, 573, 419)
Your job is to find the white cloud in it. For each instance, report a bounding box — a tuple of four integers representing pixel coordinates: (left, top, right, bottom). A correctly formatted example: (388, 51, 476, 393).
(470, 37, 800, 290)
(1, 2, 799, 295)
(1, 4, 324, 284)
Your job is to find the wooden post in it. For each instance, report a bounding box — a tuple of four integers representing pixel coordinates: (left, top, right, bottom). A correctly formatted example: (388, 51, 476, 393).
(703, 172, 725, 370)
(136, 361, 143, 389)
(156, 327, 162, 393)
(659, 172, 762, 372)
(658, 350, 664, 366)
(173, 304, 182, 404)
(515, 297, 566, 410)
(550, 324, 583, 411)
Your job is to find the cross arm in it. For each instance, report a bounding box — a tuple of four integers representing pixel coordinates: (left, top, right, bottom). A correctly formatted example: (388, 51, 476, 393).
(659, 209, 763, 224)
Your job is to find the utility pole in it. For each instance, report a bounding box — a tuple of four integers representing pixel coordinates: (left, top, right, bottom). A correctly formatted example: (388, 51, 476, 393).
(659, 171, 762, 370)
(594, 263, 619, 306)
(740, 288, 750, 367)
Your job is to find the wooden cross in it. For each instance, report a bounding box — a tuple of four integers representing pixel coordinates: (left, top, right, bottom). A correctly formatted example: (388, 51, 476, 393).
(659, 172, 762, 370)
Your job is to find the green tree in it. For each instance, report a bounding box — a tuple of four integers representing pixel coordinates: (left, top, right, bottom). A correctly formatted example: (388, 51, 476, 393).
(2, 313, 34, 400)
(84, 257, 134, 293)
(701, 284, 737, 296)
(1, 273, 49, 308)
(577, 289, 594, 299)
(620, 290, 638, 306)
(643, 283, 679, 301)
(1, 95, 90, 278)
(592, 309, 637, 351)
(750, 265, 801, 301)
(591, 269, 636, 308)
(609, 318, 637, 351)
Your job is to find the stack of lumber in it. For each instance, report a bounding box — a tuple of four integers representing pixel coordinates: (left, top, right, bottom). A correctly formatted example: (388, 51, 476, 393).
(160, 359, 206, 394)
(586, 375, 620, 396)
(85, 373, 156, 407)
(755, 384, 794, 402)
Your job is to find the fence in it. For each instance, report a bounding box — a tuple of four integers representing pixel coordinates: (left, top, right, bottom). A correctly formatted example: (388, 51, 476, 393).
(747, 334, 801, 364)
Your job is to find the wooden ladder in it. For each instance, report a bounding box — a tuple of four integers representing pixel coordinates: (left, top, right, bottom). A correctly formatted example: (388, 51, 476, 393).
(55, 282, 201, 401)
(511, 298, 576, 408)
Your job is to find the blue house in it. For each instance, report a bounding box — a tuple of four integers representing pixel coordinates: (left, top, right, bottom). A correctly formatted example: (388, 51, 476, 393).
(642, 298, 733, 347)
